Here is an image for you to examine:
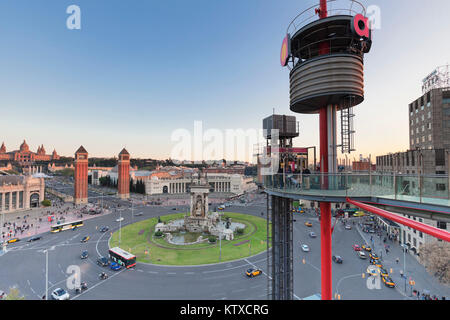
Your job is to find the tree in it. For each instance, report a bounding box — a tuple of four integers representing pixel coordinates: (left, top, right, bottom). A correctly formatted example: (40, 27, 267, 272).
(4, 287, 25, 300)
(41, 199, 51, 207)
(419, 241, 450, 284)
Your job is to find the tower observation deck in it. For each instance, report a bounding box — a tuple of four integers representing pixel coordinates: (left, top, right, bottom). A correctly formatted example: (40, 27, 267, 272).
(273, 0, 373, 300)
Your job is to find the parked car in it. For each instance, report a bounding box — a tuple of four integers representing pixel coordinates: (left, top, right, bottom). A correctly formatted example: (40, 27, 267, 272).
(379, 267, 389, 277)
(370, 259, 383, 268)
(97, 257, 110, 267)
(366, 265, 379, 276)
(332, 255, 343, 264)
(51, 288, 70, 300)
(382, 276, 396, 288)
(301, 244, 310, 252)
(370, 253, 379, 260)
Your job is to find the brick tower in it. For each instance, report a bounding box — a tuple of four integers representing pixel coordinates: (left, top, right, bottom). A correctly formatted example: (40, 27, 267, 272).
(74, 146, 88, 204)
(117, 148, 130, 199)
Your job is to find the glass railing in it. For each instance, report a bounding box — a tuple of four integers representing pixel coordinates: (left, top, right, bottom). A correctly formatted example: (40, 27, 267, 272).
(263, 173, 450, 207)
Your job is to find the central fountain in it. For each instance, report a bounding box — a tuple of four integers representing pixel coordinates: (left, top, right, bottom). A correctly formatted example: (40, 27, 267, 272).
(154, 170, 244, 244)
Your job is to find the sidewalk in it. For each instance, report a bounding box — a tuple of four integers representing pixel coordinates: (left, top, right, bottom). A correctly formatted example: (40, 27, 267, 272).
(1, 201, 111, 242)
(355, 221, 450, 299)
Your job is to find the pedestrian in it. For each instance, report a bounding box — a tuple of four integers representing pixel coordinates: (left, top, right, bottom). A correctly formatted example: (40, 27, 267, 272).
(396, 257, 399, 264)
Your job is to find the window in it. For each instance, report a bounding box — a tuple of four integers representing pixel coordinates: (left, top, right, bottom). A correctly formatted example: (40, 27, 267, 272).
(427, 123, 432, 130)
(428, 111, 431, 119)
(436, 183, 446, 191)
(416, 127, 419, 134)
(443, 98, 450, 104)
(422, 125, 425, 132)
(416, 118, 419, 123)
(437, 221, 447, 229)
(435, 149, 445, 166)
(5, 193, 9, 211)
(422, 136, 425, 142)
(421, 114, 425, 121)
(411, 130, 414, 136)
(428, 134, 432, 141)
(413, 238, 417, 247)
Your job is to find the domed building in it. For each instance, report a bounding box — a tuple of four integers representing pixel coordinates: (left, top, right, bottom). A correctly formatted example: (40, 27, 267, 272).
(0, 140, 60, 163)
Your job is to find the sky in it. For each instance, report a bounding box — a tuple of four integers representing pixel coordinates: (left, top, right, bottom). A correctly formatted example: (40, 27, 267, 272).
(1, 0, 449, 162)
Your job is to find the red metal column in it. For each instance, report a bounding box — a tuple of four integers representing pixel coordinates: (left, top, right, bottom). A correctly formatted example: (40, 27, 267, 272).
(318, 0, 332, 301)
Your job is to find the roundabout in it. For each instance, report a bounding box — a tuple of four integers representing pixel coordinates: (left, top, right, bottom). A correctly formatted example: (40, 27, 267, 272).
(108, 212, 269, 266)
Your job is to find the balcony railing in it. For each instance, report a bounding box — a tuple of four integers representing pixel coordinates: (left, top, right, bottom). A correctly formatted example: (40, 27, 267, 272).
(263, 173, 450, 207)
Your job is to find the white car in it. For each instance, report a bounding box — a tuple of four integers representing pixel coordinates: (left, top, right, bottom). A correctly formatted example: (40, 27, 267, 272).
(51, 288, 70, 300)
(116, 217, 124, 222)
(301, 244, 310, 252)
(358, 251, 367, 259)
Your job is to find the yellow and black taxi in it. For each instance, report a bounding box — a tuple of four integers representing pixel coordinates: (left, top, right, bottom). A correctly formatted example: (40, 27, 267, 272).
(366, 265, 379, 276)
(369, 252, 379, 260)
(382, 276, 395, 288)
(81, 236, 90, 243)
(379, 267, 389, 277)
(245, 268, 262, 278)
(6, 238, 20, 244)
(305, 221, 313, 227)
(362, 245, 372, 252)
(370, 259, 383, 268)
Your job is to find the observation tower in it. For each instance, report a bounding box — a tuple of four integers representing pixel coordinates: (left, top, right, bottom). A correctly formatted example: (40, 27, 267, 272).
(278, 0, 372, 300)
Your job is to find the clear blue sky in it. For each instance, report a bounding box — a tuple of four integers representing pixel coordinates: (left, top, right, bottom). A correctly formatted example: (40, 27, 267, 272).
(1, 0, 449, 161)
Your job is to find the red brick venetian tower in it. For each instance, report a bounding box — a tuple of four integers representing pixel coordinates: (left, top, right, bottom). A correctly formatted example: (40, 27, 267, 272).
(117, 148, 130, 199)
(74, 146, 89, 204)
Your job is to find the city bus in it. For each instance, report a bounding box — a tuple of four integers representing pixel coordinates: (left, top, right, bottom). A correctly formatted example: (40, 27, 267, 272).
(108, 247, 136, 268)
(50, 220, 83, 233)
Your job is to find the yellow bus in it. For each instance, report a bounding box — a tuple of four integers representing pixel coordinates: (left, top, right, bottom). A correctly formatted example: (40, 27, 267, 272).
(51, 220, 83, 233)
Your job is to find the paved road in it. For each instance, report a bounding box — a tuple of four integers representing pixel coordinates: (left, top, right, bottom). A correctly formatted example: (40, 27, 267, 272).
(1, 199, 417, 300)
(2, 179, 435, 300)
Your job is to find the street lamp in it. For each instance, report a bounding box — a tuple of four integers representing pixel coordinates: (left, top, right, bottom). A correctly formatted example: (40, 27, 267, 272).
(401, 243, 407, 294)
(119, 210, 123, 246)
(43, 245, 55, 300)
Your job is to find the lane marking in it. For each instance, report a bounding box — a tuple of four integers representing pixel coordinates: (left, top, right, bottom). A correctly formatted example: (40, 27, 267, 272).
(71, 268, 126, 300)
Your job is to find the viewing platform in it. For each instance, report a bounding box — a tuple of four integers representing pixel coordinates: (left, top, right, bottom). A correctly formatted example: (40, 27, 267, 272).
(264, 173, 450, 215)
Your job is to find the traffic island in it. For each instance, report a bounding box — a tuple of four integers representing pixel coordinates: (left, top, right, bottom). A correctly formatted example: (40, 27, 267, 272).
(108, 212, 269, 266)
